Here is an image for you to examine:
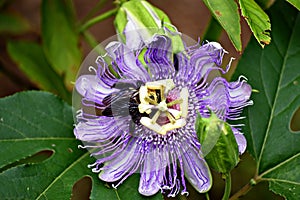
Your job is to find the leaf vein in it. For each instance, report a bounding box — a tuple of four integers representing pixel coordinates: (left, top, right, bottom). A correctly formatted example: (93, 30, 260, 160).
(35, 109, 72, 129)
(0, 107, 49, 136)
(35, 151, 90, 200)
(0, 122, 27, 138)
(257, 14, 298, 172)
(260, 152, 300, 177)
(259, 51, 273, 108)
(263, 178, 300, 185)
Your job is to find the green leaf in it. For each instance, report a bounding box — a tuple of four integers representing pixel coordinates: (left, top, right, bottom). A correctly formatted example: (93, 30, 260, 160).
(239, 0, 271, 47)
(41, 0, 82, 90)
(0, 91, 163, 200)
(255, 0, 275, 9)
(234, 1, 300, 199)
(7, 41, 71, 103)
(203, 0, 242, 51)
(286, 0, 300, 11)
(202, 16, 223, 42)
(0, 11, 29, 34)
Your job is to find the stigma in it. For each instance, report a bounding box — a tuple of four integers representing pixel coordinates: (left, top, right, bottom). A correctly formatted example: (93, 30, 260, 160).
(138, 79, 189, 135)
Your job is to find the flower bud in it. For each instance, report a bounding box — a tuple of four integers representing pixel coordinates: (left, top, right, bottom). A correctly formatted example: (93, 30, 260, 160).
(114, 0, 184, 52)
(196, 112, 239, 173)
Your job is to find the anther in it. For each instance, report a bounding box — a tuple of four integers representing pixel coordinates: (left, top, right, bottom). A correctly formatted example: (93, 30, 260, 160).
(167, 99, 183, 107)
(151, 110, 161, 124)
(145, 96, 158, 105)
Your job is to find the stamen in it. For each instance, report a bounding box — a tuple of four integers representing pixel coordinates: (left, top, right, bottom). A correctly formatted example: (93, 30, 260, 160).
(157, 101, 168, 112)
(144, 96, 158, 105)
(151, 110, 161, 124)
(138, 79, 189, 135)
(167, 99, 183, 107)
(160, 85, 165, 101)
(166, 112, 176, 124)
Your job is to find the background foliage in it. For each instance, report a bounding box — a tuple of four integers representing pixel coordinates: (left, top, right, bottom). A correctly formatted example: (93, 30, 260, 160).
(0, 0, 299, 199)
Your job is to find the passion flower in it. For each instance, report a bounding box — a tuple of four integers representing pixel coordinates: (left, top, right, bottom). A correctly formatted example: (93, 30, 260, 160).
(74, 34, 252, 197)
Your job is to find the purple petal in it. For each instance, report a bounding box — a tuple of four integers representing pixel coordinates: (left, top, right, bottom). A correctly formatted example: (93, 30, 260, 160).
(143, 35, 175, 80)
(75, 74, 119, 104)
(99, 141, 140, 182)
(228, 78, 252, 106)
(123, 21, 152, 50)
(173, 52, 190, 85)
(180, 42, 227, 86)
(105, 41, 150, 82)
(74, 116, 128, 142)
(197, 76, 253, 121)
(197, 77, 228, 119)
(139, 151, 165, 196)
(232, 128, 247, 154)
(181, 147, 212, 193)
(123, 20, 145, 50)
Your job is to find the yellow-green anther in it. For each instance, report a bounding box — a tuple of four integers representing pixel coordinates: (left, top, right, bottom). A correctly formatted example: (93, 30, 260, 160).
(167, 99, 183, 107)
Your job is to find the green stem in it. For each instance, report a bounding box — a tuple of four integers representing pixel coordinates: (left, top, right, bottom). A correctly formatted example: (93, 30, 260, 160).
(222, 173, 232, 200)
(229, 177, 259, 200)
(229, 182, 252, 200)
(79, 8, 118, 32)
(205, 192, 211, 200)
(202, 16, 223, 42)
(81, 0, 108, 23)
(81, 30, 99, 48)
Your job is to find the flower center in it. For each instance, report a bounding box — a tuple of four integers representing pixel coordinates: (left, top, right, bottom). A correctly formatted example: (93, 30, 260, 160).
(138, 79, 189, 135)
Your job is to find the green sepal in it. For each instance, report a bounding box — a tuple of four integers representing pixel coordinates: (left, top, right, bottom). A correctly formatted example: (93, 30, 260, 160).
(196, 112, 239, 173)
(114, 0, 184, 53)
